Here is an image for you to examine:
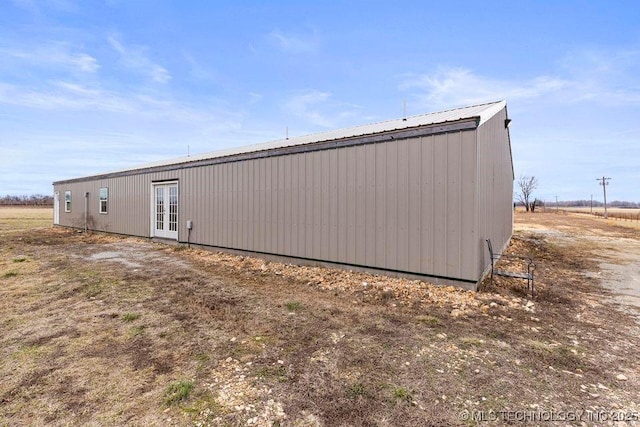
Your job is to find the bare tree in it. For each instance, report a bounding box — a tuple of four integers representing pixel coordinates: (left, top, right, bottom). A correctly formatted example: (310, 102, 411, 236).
(530, 198, 543, 212)
(517, 175, 538, 212)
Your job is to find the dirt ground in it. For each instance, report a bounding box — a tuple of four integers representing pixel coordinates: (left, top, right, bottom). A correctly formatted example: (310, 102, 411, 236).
(1, 207, 639, 426)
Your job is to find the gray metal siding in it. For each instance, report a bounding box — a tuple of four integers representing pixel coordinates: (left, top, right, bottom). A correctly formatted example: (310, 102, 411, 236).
(476, 107, 514, 276)
(54, 129, 483, 284)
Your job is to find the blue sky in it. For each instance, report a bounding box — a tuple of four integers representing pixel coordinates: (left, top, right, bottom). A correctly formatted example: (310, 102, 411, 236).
(1, 0, 639, 202)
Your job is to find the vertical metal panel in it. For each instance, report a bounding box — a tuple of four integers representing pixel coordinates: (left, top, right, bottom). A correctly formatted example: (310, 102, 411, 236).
(250, 159, 255, 250)
(236, 162, 243, 250)
(276, 156, 283, 254)
(220, 164, 226, 246)
(432, 133, 447, 274)
(423, 135, 434, 273)
(385, 142, 398, 270)
(354, 146, 366, 265)
(264, 158, 272, 252)
(283, 155, 292, 255)
(212, 166, 217, 244)
(311, 151, 321, 259)
(407, 138, 422, 273)
(233, 162, 239, 248)
(337, 147, 348, 262)
(215, 163, 221, 246)
(227, 163, 232, 247)
(374, 143, 386, 266)
(365, 145, 376, 265)
(288, 156, 301, 254)
(247, 159, 254, 250)
(396, 140, 409, 272)
(244, 160, 250, 250)
(231, 162, 237, 248)
(304, 152, 314, 258)
(320, 151, 330, 260)
(194, 167, 201, 242)
(459, 130, 478, 279)
(445, 132, 462, 278)
(328, 149, 339, 260)
(294, 154, 304, 256)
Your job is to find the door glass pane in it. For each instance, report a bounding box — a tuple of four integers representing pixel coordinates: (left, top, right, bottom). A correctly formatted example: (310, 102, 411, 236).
(156, 187, 164, 230)
(169, 186, 178, 232)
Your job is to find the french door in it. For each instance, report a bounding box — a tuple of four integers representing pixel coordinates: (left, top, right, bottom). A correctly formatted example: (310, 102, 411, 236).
(153, 183, 178, 240)
(53, 191, 60, 225)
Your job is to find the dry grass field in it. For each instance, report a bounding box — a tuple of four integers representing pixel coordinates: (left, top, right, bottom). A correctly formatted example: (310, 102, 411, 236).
(0, 206, 52, 232)
(1, 207, 639, 425)
(555, 207, 640, 226)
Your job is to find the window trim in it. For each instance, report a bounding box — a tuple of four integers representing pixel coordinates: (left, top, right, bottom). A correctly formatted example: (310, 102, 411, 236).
(99, 187, 108, 214)
(64, 190, 71, 212)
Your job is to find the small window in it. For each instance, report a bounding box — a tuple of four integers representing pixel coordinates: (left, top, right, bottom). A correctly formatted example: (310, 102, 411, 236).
(99, 187, 108, 214)
(64, 191, 71, 212)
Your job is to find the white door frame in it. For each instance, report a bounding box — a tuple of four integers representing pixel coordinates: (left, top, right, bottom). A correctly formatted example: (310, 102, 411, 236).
(53, 191, 60, 225)
(150, 181, 179, 240)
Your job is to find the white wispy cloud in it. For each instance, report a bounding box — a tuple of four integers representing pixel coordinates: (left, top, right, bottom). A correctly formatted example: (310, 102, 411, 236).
(183, 52, 215, 81)
(281, 90, 369, 129)
(11, 0, 78, 14)
(399, 67, 568, 109)
(400, 47, 640, 110)
(248, 92, 263, 105)
(282, 90, 333, 127)
(558, 48, 640, 106)
(268, 27, 320, 54)
(0, 80, 233, 124)
(1, 43, 99, 72)
(108, 35, 171, 83)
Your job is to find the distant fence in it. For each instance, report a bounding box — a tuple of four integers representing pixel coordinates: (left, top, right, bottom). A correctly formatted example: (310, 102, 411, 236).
(562, 209, 640, 222)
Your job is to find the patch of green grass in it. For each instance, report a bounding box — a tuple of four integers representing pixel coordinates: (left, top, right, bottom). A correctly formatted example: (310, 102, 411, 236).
(182, 393, 224, 419)
(392, 386, 413, 403)
(12, 257, 28, 263)
(526, 340, 584, 370)
(128, 326, 145, 337)
(194, 353, 211, 372)
(12, 344, 44, 361)
(194, 353, 209, 363)
(284, 301, 302, 311)
(164, 380, 194, 406)
(414, 314, 440, 325)
(3, 271, 18, 278)
(346, 382, 367, 399)
(122, 312, 140, 322)
(75, 274, 121, 298)
(256, 365, 288, 382)
(458, 336, 485, 349)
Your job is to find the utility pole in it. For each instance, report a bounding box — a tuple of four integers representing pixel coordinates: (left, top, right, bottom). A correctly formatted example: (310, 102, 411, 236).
(555, 195, 559, 212)
(596, 177, 611, 219)
(590, 194, 593, 215)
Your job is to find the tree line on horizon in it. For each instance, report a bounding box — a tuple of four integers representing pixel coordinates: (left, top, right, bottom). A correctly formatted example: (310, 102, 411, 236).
(0, 193, 638, 208)
(0, 194, 53, 206)
(515, 199, 640, 208)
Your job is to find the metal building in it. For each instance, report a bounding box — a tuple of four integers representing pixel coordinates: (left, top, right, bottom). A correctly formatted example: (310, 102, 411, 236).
(53, 100, 514, 290)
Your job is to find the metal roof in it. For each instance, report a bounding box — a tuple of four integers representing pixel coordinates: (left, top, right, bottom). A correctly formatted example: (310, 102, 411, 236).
(60, 100, 507, 180)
